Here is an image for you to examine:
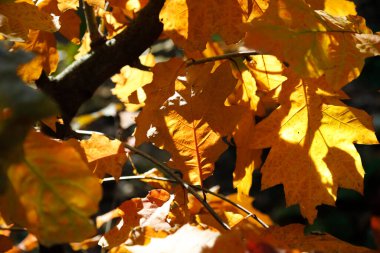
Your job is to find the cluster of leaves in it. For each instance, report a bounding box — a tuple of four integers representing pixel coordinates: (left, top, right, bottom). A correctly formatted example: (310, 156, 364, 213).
(1, 0, 380, 252)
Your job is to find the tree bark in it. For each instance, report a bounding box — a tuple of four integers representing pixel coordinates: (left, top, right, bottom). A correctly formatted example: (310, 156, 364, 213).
(36, 0, 165, 129)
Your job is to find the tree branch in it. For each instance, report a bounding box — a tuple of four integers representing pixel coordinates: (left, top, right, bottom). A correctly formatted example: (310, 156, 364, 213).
(36, 0, 165, 127)
(82, 0, 104, 47)
(186, 50, 262, 67)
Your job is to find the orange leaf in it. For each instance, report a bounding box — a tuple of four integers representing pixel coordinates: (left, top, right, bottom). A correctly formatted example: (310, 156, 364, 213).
(0, 1, 59, 42)
(261, 224, 376, 253)
(38, 0, 81, 44)
(135, 62, 243, 185)
(205, 223, 376, 253)
(99, 189, 175, 249)
(160, 0, 245, 51)
(251, 74, 378, 221)
(112, 54, 155, 105)
(79, 134, 127, 180)
(0, 131, 102, 246)
(13, 30, 58, 83)
(0, 235, 13, 252)
(244, 0, 380, 89)
(57, 0, 104, 12)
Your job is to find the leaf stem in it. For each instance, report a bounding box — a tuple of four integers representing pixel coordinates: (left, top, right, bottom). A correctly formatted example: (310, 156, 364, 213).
(124, 143, 231, 230)
(186, 50, 262, 67)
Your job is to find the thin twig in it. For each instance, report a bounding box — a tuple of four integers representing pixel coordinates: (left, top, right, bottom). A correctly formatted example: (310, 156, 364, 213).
(191, 186, 269, 228)
(82, 0, 103, 46)
(103, 176, 269, 228)
(124, 143, 231, 230)
(186, 50, 262, 67)
(102, 175, 177, 183)
(0, 226, 27, 231)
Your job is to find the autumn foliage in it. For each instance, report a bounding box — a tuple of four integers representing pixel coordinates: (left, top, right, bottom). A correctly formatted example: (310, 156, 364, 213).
(0, 0, 380, 252)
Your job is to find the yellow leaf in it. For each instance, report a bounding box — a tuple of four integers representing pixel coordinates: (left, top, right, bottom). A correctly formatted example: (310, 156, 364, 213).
(306, 0, 357, 16)
(250, 75, 378, 221)
(0, 131, 101, 246)
(13, 30, 58, 83)
(57, 0, 77, 11)
(99, 189, 175, 249)
(97, 7, 128, 39)
(0, 1, 60, 41)
(75, 32, 91, 60)
(57, 0, 104, 11)
(244, 0, 380, 89)
(233, 110, 261, 198)
(112, 54, 155, 105)
(79, 134, 127, 180)
(247, 55, 287, 92)
(160, 0, 245, 51)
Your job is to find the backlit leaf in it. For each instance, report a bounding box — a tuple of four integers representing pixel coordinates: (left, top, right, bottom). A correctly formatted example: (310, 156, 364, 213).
(261, 224, 376, 253)
(112, 224, 220, 253)
(79, 133, 127, 180)
(0, 131, 102, 246)
(0, 1, 60, 41)
(306, 0, 357, 16)
(204, 223, 376, 253)
(112, 54, 155, 106)
(99, 189, 175, 249)
(160, 0, 245, 51)
(13, 30, 58, 83)
(251, 75, 378, 221)
(57, 0, 104, 12)
(136, 62, 242, 185)
(244, 0, 380, 89)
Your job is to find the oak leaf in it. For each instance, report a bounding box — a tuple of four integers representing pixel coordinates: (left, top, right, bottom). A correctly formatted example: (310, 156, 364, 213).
(99, 189, 175, 249)
(112, 54, 155, 106)
(246, 55, 287, 92)
(135, 62, 243, 185)
(77, 133, 127, 180)
(0, 46, 58, 165)
(0, 1, 60, 42)
(261, 224, 376, 253)
(110, 224, 220, 253)
(204, 223, 376, 253)
(238, 0, 269, 22)
(250, 75, 378, 221)
(306, 0, 357, 16)
(38, 0, 81, 44)
(57, 0, 104, 12)
(244, 0, 380, 89)
(0, 131, 102, 246)
(160, 0, 245, 51)
(13, 30, 58, 83)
